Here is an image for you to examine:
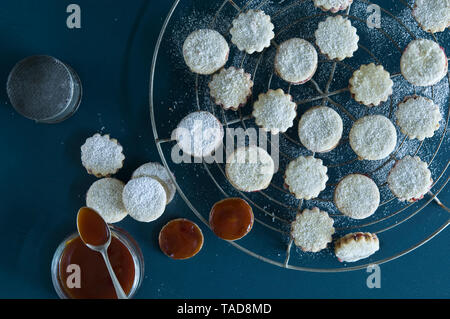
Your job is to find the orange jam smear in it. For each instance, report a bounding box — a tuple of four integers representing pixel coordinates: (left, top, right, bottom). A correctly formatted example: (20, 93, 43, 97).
(209, 198, 254, 241)
(158, 218, 204, 260)
(58, 236, 135, 299)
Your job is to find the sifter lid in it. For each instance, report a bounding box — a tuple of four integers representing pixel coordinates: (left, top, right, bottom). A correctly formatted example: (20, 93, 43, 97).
(6, 55, 81, 123)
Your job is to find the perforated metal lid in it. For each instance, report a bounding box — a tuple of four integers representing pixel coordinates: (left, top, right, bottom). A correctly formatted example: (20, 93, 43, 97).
(6, 55, 81, 123)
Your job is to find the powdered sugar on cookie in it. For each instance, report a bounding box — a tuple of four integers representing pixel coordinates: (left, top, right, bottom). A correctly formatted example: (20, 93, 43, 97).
(291, 207, 335, 252)
(387, 156, 432, 202)
(315, 15, 359, 61)
(349, 63, 393, 106)
(209, 67, 253, 110)
(183, 29, 229, 75)
(349, 115, 397, 161)
(284, 156, 328, 200)
(252, 89, 297, 134)
(313, 0, 353, 13)
(86, 178, 127, 223)
(225, 146, 275, 192)
(400, 39, 448, 87)
(334, 174, 380, 219)
(298, 106, 343, 153)
(81, 133, 125, 177)
(412, 0, 450, 33)
(274, 38, 318, 84)
(230, 10, 274, 54)
(396, 96, 442, 141)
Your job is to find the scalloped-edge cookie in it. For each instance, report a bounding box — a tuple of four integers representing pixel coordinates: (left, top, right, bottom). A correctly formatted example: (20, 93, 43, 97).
(81, 133, 125, 177)
(209, 67, 253, 111)
(86, 178, 127, 223)
(396, 95, 442, 141)
(252, 88, 297, 134)
(131, 162, 176, 204)
(349, 115, 397, 161)
(173, 111, 224, 158)
(334, 232, 379, 263)
(313, 0, 353, 13)
(225, 145, 275, 192)
(334, 174, 380, 220)
(291, 207, 335, 252)
(123, 177, 167, 223)
(284, 156, 328, 200)
(315, 15, 359, 61)
(183, 29, 229, 75)
(274, 38, 318, 84)
(387, 155, 432, 202)
(400, 39, 448, 87)
(230, 9, 274, 54)
(298, 106, 343, 153)
(349, 63, 393, 106)
(412, 0, 450, 33)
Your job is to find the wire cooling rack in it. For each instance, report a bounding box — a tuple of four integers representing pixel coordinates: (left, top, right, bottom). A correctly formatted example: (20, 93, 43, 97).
(150, 0, 450, 271)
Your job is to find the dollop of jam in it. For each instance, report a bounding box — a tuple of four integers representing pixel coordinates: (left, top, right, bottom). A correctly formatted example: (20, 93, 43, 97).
(209, 198, 254, 241)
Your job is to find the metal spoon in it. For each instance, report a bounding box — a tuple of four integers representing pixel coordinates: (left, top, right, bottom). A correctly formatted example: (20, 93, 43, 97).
(76, 207, 128, 299)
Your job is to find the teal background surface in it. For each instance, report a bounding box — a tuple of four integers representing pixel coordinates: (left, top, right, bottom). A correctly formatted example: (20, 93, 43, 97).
(0, 0, 448, 298)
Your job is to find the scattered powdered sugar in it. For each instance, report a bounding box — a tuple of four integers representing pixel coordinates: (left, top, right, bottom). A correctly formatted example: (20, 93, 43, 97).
(86, 178, 127, 223)
(122, 177, 167, 222)
(80, 133, 125, 177)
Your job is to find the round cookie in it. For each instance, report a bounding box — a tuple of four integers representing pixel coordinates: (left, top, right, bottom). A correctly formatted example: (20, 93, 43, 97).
(334, 232, 379, 263)
(312, 0, 353, 13)
(122, 177, 167, 222)
(230, 9, 274, 54)
(387, 155, 432, 202)
(315, 15, 359, 61)
(173, 111, 224, 158)
(252, 88, 297, 134)
(274, 38, 318, 84)
(209, 67, 253, 111)
(298, 106, 343, 153)
(396, 96, 442, 141)
(290, 207, 335, 252)
(349, 63, 393, 106)
(225, 146, 275, 192)
(86, 178, 127, 223)
(284, 156, 328, 200)
(400, 39, 448, 87)
(131, 162, 177, 204)
(182, 29, 229, 75)
(81, 133, 125, 177)
(412, 0, 450, 33)
(334, 174, 380, 220)
(349, 115, 397, 161)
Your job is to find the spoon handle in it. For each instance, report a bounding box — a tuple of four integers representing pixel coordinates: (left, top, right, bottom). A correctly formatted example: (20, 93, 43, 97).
(100, 249, 128, 299)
